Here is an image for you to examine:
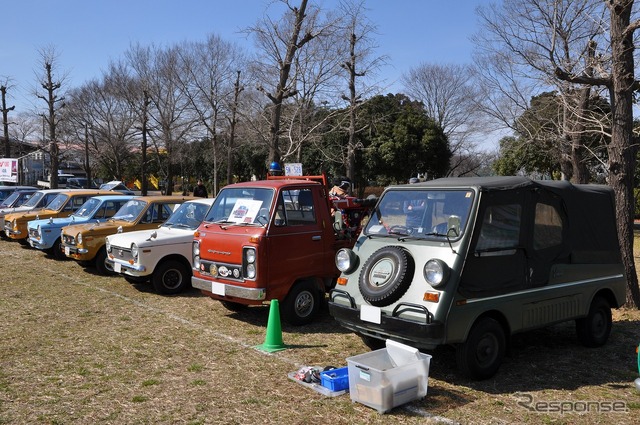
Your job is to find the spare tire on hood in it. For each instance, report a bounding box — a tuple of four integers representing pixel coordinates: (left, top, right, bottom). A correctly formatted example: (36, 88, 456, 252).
(358, 246, 414, 307)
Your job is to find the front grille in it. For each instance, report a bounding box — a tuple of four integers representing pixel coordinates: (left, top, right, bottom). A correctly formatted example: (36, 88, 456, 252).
(110, 246, 134, 262)
(62, 234, 76, 246)
(199, 260, 244, 282)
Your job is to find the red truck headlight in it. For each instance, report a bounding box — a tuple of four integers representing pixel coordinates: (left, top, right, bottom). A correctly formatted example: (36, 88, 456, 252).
(192, 240, 201, 269)
(243, 247, 256, 279)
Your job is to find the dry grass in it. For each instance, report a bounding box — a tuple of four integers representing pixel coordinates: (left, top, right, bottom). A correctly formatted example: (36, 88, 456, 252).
(0, 237, 639, 425)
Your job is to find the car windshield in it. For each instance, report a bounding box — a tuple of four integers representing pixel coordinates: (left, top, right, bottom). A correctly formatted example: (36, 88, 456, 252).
(204, 188, 274, 225)
(164, 202, 210, 229)
(100, 182, 127, 191)
(71, 198, 102, 218)
(21, 192, 45, 208)
(45, 194, 70, 211)
(364, 188, 474, 240)
(0, 191, 21, 207)
(112, 199, 147, 222)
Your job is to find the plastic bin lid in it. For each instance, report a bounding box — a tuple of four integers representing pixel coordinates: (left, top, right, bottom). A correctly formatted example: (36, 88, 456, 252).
(385, 339, 421, 367)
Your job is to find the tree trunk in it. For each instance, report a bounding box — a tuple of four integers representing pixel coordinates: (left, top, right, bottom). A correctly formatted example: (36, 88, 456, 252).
(608, 0, 640, 307)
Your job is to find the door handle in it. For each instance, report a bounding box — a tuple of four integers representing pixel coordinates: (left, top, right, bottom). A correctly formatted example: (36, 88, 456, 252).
(312, 235, 321, 241)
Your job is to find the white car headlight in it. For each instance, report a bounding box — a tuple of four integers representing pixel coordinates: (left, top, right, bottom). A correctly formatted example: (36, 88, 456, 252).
(336, 248, 357, 273)
(76, 232, 83, 245)
(105, 239, 111, 253)
(36, 225, 41, 237)
(246, 263, 256, 279)
(423, 259, 450, 289)
(131, 243, 139, 260)
(245, 248, 256, 263)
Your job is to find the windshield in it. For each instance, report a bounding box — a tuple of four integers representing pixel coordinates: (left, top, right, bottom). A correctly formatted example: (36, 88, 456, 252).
(112, 199, 148, 222)
(204, 187, 274, 224)
(0, 191, 21, 207)
(164, 201, 210, 229)
(45, 194, 70, 211)
(365, 188, 474, 239)
(72, 198, 101, 218)
(21, 192, 45, 208)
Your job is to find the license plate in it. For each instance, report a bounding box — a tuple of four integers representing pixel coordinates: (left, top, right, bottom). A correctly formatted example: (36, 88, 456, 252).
(64, 246, 70, 256)
(211, 282, 226, 296)
(360, 304, 382, 324)
(113, 262, 121, 273)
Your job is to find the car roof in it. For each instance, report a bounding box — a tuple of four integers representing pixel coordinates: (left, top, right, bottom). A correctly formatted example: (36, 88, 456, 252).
(124, 195, 196, 203)
(88, 194, 136, 201)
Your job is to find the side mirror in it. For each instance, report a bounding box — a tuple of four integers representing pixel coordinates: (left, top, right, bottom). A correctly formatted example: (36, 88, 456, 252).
(333, 210, 344, 232)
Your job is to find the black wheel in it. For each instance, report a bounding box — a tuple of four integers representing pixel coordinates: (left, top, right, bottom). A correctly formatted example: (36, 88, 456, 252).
(358, 246, 414, 307)
(576, 296, 611, 347)
(359, 334, 385, 350)
(152, 260, 190, 295)
(281, 281, 320, 326)
(220, 300, 248, 312)
(456, 317, 506, 380)
(95, 247, 111, 275)
(124, 275, 149, 284)
(51, 238, 67, 261)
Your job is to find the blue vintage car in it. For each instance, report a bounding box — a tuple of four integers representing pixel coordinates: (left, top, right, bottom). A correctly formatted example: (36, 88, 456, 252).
(27, 194, 135, 259)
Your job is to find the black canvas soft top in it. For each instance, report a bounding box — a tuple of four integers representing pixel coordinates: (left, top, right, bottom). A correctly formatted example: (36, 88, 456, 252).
(406, 176, 619, 257)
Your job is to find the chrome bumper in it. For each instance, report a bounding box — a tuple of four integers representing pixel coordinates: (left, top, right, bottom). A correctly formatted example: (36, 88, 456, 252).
(191, 276, 266, 301)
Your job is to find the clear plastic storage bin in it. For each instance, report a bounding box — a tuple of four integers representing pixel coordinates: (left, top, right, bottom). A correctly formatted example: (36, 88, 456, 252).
(346, 340, 431, 414)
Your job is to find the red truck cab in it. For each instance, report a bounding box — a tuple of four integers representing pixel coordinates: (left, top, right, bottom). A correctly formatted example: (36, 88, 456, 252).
(191, 175, 371, 325)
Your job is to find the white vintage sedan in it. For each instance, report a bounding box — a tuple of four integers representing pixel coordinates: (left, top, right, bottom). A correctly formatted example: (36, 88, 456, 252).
(105, 197, 214, 294)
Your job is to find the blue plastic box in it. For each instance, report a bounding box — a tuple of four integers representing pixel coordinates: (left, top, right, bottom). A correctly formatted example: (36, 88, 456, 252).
(321, 367, 349, 392)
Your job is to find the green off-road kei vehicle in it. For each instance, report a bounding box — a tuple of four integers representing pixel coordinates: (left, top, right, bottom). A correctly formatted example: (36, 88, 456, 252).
(329, 176, 626, 380)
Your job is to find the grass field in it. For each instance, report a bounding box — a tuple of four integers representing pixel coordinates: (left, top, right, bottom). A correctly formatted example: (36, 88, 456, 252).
(0, 237, 639, 424)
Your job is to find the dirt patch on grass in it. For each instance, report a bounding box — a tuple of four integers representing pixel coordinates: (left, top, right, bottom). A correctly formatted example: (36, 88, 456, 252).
(0, 239, 639, 424)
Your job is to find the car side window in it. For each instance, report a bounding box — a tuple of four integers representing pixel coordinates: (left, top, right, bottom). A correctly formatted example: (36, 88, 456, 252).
(475, 204, 521, 252)
(533, 202, 563, 250)
(284, 189, 315, 226)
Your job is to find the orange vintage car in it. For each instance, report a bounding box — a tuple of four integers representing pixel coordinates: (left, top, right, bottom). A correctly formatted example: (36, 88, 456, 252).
(3, 190, 118, 243)
(60, 196, 194, 274)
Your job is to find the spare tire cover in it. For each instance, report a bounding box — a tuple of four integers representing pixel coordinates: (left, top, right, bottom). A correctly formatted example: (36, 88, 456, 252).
(358, 246, 414, 307)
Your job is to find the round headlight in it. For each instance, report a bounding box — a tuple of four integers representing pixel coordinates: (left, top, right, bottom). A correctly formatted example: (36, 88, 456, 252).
(12, 218, 17, 228)
(424, 259, 450, 288)
(246, 263, 256, 279)
(193, 256, 200, 270)
(131, 243, 139, 260)
(245, 248, 256, 263)
(36, 225, 41, 237)
(76, 232, 83, 245)
(336, 248, 357, 273)
(105, 239, 111, 253)
(193, 241, 200, 257)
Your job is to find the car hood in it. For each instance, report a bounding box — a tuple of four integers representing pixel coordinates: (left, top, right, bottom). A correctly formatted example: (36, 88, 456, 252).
(6, 208, 58, 222)
(107, 225, 196, 249)
(28, 215, 93, 230)
(63, 219, 137, 237)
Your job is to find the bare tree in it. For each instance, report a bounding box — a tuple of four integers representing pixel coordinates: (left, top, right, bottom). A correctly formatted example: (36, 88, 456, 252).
(34, 46, 68, 189)
(174, 34, 244, 193)
(475, 0, 640, 307)
(1, 78, 16, 157)
(473, 0, 607, 183)
(337, 0, 385, 185)
(127, 43, 196, 195)
(402, 63, 485, 176)
(248, 0, 326, 166)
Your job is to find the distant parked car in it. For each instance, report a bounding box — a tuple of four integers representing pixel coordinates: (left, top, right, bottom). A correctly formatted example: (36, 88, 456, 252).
(27, 194, 135, 260)
(99, 181, 136, 195)
(4, 190, 117, 243)
(61, 196, 194, 274)
(0, 189, 37, 209)
(106, 197, 214, 294)
(0, 185, 36, 204)
(67, 177, 98, 189)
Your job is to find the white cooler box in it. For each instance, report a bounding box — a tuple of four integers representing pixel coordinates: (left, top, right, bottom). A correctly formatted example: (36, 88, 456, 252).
(346, 340, 431, 414)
